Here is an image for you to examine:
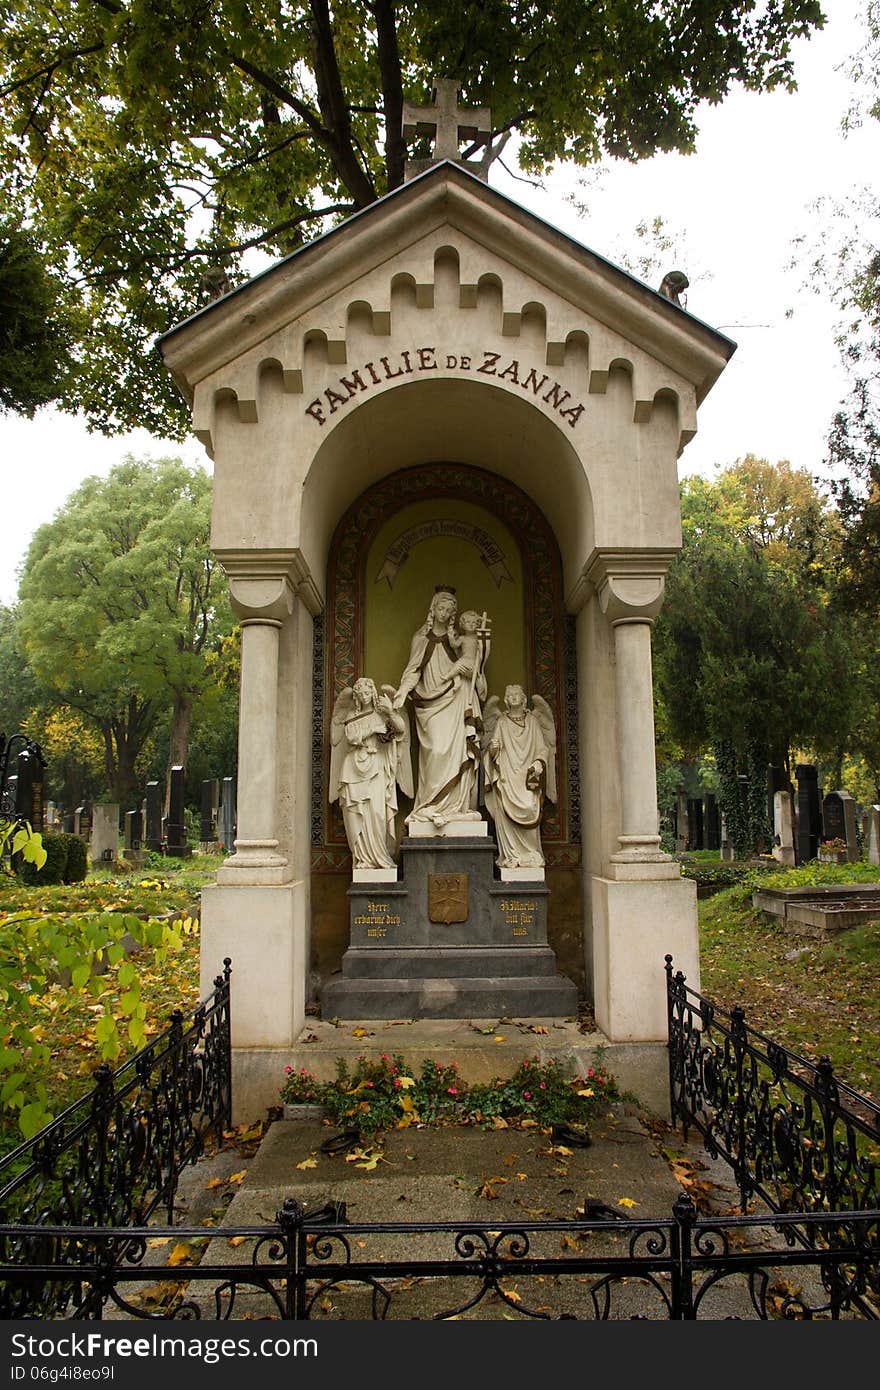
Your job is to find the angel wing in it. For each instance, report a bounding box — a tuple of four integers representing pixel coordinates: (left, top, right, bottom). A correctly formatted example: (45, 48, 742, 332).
(328, 687, 356, 804)
(481, 695, 502, 751)
(530, 695, 557, 803)
(380, 683, 414, 800)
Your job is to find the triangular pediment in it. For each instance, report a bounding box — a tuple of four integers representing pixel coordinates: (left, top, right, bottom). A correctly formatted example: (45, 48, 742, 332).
(159, 162, 734, 451)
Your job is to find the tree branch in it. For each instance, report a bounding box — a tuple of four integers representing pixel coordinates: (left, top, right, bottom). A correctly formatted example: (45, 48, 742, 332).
(308, 0, 377, 207)
(371, 0, 405, 188)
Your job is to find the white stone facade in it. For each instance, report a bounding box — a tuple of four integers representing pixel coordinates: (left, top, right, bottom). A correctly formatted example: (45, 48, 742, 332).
(160, 162, 733, 1114)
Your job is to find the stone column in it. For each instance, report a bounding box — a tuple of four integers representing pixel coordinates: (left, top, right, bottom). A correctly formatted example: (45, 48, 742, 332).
(581, 553, 698, 1046)
(592, 557, 676, 876)
(218, 571, 294, 883)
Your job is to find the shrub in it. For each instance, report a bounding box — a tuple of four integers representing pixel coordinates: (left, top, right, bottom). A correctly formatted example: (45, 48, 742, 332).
(63, 834, 88, 883)
(16, 833, 89, 885)
(16, 833, 68, 884)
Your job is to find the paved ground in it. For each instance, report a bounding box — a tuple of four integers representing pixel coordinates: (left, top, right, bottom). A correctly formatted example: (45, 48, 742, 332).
(110, 1100, 789, 1321)
(101, 1020, 866, 1321)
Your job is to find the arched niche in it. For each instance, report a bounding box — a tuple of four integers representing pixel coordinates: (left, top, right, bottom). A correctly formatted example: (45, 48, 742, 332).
(299, 376, 595, 607)
(310, 457, 585, 994)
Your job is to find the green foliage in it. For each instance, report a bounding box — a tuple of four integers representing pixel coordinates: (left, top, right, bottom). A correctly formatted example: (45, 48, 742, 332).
(62, 832, 88, 884)
(15, 832, 66, 885)
(17, 457, 233, 803)
(280, 1052, 619, 1135)
(0, 818, 46, 874)
(0, 902, 185, 1137)
(678, 858, 777, 891)
(15, 832, 88, 886)
(759, 860, 880, 890)
(653, 459, 874, 818)
(0, 218, 73, 416)
(0, 1, 825, 436)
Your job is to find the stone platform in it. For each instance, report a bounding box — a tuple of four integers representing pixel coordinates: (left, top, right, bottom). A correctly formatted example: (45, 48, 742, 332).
(322, 834, 578, 1019)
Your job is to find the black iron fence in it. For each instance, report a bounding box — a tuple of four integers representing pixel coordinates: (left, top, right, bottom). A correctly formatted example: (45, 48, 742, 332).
(665, 955, 880, 1224)
(1, 1197, 877, 1320)
(2, 957, 880, 1320)
(0, 961, 231, 1318)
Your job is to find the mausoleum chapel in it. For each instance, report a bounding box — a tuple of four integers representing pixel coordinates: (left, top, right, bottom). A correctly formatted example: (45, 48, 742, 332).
(159, 84, 735, 1114)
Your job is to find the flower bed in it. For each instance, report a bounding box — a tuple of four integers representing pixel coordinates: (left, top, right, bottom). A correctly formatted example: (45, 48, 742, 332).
(280, 1052, 618, 1134)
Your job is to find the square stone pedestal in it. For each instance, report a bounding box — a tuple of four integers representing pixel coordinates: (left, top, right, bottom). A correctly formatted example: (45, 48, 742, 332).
(323, 835, 578, 1019)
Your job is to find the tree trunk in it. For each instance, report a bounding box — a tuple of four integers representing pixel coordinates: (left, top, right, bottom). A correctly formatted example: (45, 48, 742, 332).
(165, 694, 193, 810)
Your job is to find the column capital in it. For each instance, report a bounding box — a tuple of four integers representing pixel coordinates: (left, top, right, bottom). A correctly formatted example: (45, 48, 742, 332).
(586, 551, 675, 626)
(216, 548, 323, 618)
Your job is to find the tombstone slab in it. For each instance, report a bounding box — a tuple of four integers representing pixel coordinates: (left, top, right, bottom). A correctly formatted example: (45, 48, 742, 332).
(90, 804, 119, 865)
(145, 781, 163, 853)
(166, 765, 191, 858)
(795, 765, 821, 863)
(867, 807, 880, 866)
(772, 790, 796, 867)
(822, 789, 859, 863)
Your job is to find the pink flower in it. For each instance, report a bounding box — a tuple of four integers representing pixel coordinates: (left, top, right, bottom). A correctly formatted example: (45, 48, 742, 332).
(523, 1091, 531, 1100)
(394, 1079, 401, 1090)
(587, 1067, 594, 1078)
(365, 1081, 374, 1088)
(285, 1066, 292, 1074)
(447, 1086, 458, 1095)
(539, 1082, 546, 1090)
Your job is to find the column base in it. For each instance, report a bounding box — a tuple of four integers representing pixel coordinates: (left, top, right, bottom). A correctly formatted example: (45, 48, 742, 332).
(217, 838, 289, 884)
(200, 881, 308, 1052)
(590, 873, 700, 1040)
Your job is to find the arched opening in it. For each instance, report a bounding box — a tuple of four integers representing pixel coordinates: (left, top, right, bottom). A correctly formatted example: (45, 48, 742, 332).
(310, 454, 585, 998)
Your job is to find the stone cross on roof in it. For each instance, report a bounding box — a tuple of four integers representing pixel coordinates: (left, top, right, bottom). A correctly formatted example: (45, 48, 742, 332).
(402, 78, 492, 182)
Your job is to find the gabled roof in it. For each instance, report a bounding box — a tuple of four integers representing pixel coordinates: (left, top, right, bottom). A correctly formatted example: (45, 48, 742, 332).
(158, 159, 735, 404)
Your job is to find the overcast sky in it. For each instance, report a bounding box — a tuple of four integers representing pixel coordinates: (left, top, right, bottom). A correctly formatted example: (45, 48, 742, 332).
(1, 0, 877, 607)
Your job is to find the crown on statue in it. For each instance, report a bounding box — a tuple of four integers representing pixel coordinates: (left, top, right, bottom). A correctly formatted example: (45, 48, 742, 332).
(434, 584, 457, 595)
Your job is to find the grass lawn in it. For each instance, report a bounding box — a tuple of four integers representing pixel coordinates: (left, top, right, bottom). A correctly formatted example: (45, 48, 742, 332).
(698, 868, 880, 1105)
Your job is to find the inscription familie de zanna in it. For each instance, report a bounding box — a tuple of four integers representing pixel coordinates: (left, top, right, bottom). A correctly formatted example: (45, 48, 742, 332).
(305, 348, 586, 429)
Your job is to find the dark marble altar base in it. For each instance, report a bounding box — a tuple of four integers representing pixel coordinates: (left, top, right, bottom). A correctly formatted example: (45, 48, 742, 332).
(322, 835, 578, 1019)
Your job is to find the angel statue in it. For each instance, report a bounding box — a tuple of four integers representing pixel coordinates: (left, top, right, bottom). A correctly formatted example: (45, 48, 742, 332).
(329, 677, 412, 872)
(482, 685, 557, 871)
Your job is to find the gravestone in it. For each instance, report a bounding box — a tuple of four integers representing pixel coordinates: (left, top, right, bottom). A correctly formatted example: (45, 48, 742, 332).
(144, 781, 163, 853)
(720, 812, 735, 862)
(867, 806, 880, 866)
(795, 764, 821, 863)
(324, 831, 576, 1018)
(675, 786, 689, 854)
(165, 765, 191, 858)
(90, 804, 119, 865)
(772, 789, 796, 867)
(767, 765, 787, 839)
(62, 810, 75, 834)
(822, 790, 859, 862)
(123, 808, 143, 865)
(200, 778, 220, 851)
(704, 793, 721, 852)
(74, 805, 91, 842)
(687, 797, 704, 850)
(14, 747, 44, 833)
(219, 777, 236, 851)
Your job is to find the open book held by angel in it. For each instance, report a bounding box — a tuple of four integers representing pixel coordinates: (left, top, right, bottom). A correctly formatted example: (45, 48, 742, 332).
(329, 677, 412, 870)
